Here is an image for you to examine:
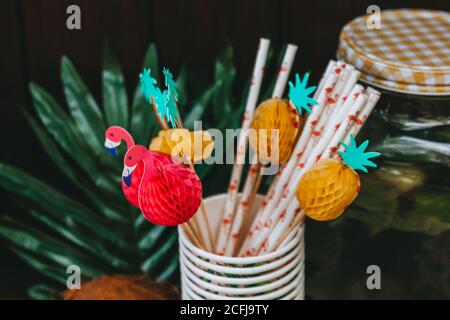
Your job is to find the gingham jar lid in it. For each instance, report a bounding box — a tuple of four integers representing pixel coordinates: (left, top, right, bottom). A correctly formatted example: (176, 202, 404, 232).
(338, 9, 450, 95)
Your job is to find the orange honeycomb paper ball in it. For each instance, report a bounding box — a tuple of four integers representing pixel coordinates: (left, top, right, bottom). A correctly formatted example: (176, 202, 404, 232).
(249, 99, 301, 164)
(296, 158, 360, 221)
(150, 129, 213, 163)
(149, 130, 172, 154)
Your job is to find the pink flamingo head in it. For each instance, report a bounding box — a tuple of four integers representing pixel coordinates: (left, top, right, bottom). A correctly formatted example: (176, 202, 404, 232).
(122, 145, 148, 187)
(104, 126, 135, 157)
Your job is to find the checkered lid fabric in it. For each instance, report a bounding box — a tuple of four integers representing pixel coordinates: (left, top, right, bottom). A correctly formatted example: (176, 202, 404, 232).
(338, 9, 450, 95)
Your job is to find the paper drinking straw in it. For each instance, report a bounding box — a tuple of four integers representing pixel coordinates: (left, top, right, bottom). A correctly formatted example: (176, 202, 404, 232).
(320, 93, 368, 161)
(263, 84, 365, 252)
(297, 63, 353, 165)
(316, 60, 336, 94)
(316, 64, 355, 134)
(219, 44, 298, 256)
(215, 38, 270, 254)
(240, 99, 328, 256)
(250, 59, 339, 223)
(251, 93, 369, 255)
(336, 87, 381, 155)
(269, 89, 379, 252)
(272, 44, 299, 98)
(239, 69, 339, 255)
(230, 163, 262, 256)
(224, 160, 260, 256)
(266, 203, 299, 251)
(223, 44, 298, 256)
(273, 206, 305, 251)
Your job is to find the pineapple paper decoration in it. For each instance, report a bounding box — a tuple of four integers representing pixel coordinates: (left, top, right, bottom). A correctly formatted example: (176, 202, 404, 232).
(149, 129, 214, 162)
(249, 73, 317, 164)
(249, 98, 301, 164)
(296, 135, 380, 221)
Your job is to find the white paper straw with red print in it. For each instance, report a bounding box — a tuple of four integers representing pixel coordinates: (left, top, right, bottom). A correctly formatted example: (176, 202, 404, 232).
(215, 38, 270, 254)
(222, 44, 298, 256)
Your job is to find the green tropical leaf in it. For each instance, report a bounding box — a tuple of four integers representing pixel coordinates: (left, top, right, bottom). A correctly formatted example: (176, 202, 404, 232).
(12, 248, 68, 285)
(138, 225, 166, 250)
(141, 232, 177, 273)
(131, 43, 161, 145)
(21, 107, 127, 222)
(0, 217, 106, 278)
(29, 83, 121, 197)
(156, 253, 179, 282)
(212, 45, 236, 121)
(26, 208, 134, 270)
(0, 163, 127, 248)
(184, 85, 216, 129)
(61, 56, 105, 151)
(176, 63, 189, 108)
(27, 284, 59, 300)
(102, 42, 129, 128)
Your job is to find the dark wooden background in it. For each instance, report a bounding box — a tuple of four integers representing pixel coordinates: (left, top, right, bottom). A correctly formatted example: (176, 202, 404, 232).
(0, 0, 449, 297)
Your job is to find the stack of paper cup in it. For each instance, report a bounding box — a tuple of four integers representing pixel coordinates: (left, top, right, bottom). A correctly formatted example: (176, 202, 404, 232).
(178, 194, 305, 300)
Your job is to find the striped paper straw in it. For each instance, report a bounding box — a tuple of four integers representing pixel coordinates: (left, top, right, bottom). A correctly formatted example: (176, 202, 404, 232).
(259, 60, 338, 204)
(223, 44, 298, 256)
(252, 92, 369, 255)
(239, 68, 339, 256)
(215, 38, 270, 254)
(267, 88, 380, 252)
(263, 84, 365, 252)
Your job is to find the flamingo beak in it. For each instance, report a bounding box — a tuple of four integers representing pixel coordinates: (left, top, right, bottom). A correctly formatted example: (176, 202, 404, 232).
(104, 138, 121, 156)
(122, 164, 137, 187)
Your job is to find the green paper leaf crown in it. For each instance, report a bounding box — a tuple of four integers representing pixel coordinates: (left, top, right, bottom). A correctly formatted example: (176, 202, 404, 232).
(288, 72, 318, 115)
(139, 68, 181, 128)
(339, 134, 381, 173)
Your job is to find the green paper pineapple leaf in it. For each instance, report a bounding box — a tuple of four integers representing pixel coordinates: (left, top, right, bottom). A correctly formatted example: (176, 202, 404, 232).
(339, 134, 381, 173)
(288, 72, 318, 115)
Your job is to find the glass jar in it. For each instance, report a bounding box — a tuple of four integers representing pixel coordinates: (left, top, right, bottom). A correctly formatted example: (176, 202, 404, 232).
(327, 8, 450, 299)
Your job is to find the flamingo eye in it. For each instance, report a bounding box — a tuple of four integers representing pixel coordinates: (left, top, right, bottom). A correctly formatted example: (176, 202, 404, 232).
(128, 156, 132, 160)
(110, 133, 114, 137)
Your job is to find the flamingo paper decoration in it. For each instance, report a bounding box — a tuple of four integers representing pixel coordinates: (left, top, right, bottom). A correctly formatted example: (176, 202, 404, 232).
(104, 126, 172, 208)
(123, 145, 202, 226)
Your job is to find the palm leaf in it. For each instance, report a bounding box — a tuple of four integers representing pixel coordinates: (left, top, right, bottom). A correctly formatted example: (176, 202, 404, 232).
(131, 43, 161, 145)
(0, 217, 106, 277)
(141, 232, 177, 273)
(102, 41, 129, 128)
(27, 284, 59, 300)
(61, 56, 105, 151)
(21, 107, 128, 222)
(29, 83, 121, 197)
(212, 44, 236, 123)
(25, 208, 134, 270)
(0, 163, 127, 248)
(12, 248, 68, 285)
(184, 85, 217, 129)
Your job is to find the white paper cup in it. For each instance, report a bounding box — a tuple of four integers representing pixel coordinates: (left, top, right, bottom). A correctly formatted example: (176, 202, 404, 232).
(178, 193, 305, 300)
